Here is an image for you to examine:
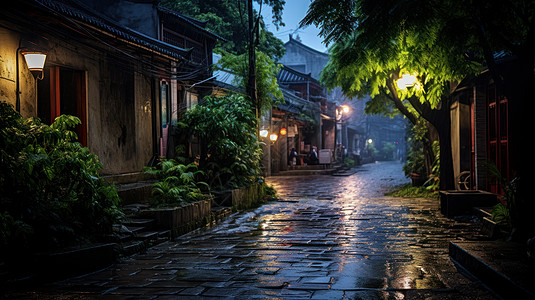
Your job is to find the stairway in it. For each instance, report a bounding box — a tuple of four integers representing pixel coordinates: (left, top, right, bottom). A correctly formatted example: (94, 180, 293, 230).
(103, 173, 171, 256)
(111, 204, 172, 257)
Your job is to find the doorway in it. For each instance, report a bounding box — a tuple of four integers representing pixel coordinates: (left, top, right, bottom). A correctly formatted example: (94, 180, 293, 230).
(38, 66, 87, 146)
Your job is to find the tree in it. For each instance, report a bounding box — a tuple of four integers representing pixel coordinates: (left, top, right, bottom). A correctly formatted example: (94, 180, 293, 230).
(308, 20, 478, 189)
(160, 0, 286, 60)
(301, 0, 534, 190)
(215, 50, 283, 113)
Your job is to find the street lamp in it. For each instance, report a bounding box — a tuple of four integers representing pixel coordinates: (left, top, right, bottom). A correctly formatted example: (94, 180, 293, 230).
(259, 129, 269, 138)
(396, 73, 417, 89)
(335, 105, 351, 162)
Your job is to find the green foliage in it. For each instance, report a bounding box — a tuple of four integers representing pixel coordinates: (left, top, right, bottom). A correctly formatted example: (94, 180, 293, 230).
(485, 161, 520, 236)
(403, 120, 431, 176)
(215, 49, 283, 112)
(0, 102, 122, 256)
(386, 183, 439, 199)
(343, 158, 355, 168)
(491, 203, 512, 236)
(180, 94, 264, 190)
(143, 160, 209, 208)
(366, 143, 378, 157)
(263, 183, 279, 201)
(320, 27, 479, 108)
(423, 141, 441, 191)
(160, 0, 286, 60)
(380, 142, 396, 160)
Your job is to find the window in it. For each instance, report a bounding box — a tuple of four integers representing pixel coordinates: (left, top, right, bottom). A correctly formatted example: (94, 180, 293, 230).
(186, 91, 198, 110)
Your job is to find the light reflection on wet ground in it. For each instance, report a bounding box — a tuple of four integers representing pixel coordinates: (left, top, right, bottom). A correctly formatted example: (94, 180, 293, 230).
(9, 161, 497, 299)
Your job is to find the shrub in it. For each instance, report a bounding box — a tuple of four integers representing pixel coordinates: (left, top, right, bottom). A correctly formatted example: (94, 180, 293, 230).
(179, 94, 263, 190)
(0, 102, 122, 257)
(344, 157, 355, 168)
(143, 160, 210, 207)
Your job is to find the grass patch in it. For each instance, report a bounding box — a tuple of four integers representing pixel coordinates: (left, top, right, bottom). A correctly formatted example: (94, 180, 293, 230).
(386, 183, 439, 199)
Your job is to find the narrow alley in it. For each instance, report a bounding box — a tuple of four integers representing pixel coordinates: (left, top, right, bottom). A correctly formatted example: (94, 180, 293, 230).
(9, 162, 496, 299)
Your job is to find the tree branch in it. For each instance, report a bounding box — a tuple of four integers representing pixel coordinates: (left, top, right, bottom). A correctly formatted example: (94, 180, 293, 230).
(385, 78, 419, 125)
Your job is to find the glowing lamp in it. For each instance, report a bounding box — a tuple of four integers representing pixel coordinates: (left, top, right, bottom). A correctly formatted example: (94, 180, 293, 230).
(396, 74, 417, 90)
(269, 133, 278, 142)
(341, 105, 350, 114)
(280, 128, 287, 135)
(259, 129, 269, 138)
(22, 51, 47, 72)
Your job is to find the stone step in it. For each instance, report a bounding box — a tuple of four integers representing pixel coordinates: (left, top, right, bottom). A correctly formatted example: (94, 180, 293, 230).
(287, 164, 332, 171)
(135, 231, 159, 240)
(122, 203, 151, 216)
(122, 218, 155, 230)
(115, 181, 155, 206)
(102, 172, 151, 185)
(274, 168, 336, 176)
(473, 206, 493, 219)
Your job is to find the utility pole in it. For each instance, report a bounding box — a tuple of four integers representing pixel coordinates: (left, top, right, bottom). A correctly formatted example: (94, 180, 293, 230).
(247, 0, 258, 119)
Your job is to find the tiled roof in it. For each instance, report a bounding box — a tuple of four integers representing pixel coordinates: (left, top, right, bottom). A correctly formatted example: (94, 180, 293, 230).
(278, 66, 320, 85)
(34, 0, 192, 60)
(157, 6, 225, 42)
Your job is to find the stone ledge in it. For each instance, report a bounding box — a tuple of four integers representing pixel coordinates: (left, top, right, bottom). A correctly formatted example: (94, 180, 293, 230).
(449, 241, 535, 299)
(439, 190, 498, 218)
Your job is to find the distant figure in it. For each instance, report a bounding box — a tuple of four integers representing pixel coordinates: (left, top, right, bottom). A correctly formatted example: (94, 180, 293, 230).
(308, 146, 318, 165)
(289, 148, 298, 166)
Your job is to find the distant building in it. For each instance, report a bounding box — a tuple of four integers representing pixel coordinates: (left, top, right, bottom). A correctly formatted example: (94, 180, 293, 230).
(278, 35, 407, 164)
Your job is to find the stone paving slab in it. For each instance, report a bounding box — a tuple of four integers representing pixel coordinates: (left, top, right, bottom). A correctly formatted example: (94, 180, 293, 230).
(6, 162, 500, 299)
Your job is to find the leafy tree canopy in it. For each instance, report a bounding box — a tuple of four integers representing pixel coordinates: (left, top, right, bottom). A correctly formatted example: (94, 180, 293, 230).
(321, 26, 480, 110)
(215, 49, 283, 112)
(161, 0, 286, 60)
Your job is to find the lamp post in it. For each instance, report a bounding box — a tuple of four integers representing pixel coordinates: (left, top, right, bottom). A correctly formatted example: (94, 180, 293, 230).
(335, 105, 351, 162)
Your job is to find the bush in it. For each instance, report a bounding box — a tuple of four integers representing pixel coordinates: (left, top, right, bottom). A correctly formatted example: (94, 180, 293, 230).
(380, 142, 396, 160)
(0, 102, 122, 257)
(344, 158, 355, 168)
(143, 159, 210, 207)
(179, 94, 263, 190)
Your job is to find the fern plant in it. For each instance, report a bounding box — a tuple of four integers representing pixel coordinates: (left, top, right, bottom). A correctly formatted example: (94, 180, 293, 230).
(143, 160, 210, 207)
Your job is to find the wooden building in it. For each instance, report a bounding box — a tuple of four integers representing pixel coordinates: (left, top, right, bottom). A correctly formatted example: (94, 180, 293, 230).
(0, 0, 220, 177)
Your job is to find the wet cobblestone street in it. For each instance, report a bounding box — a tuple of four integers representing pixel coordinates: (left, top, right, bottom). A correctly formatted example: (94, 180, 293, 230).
(10, 161, 497, 299)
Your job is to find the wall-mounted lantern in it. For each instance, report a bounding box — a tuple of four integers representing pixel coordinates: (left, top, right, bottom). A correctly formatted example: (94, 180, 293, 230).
(21, 51, 47, 73)
(279, 128, 287, 136)
(269, 133, 278, 142)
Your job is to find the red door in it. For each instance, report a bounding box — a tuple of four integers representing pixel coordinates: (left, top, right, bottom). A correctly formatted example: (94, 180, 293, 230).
(487, 83, 509, 193)
(39, 66, 87, 146)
